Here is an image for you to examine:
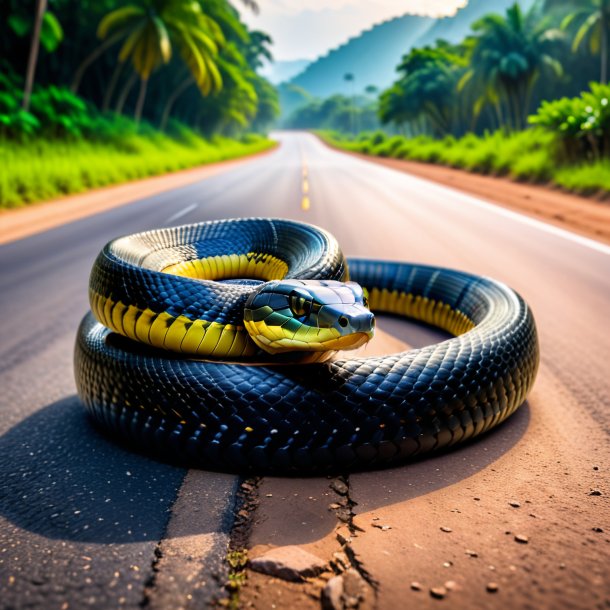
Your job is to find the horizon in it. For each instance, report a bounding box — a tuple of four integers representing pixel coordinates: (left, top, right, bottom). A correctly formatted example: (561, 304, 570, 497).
(239, 0, 467, 62)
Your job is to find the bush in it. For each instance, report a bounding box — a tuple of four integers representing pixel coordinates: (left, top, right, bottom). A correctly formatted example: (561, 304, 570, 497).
(317, 119, 608, 195)
(529, 82, 610, 161)
(0, 131, 276, 208)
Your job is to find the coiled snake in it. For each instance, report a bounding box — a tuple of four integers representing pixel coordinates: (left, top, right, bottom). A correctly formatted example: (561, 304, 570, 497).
(75, 218, 539, 473)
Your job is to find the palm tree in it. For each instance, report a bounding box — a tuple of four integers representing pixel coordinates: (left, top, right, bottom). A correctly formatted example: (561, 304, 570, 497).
(158, 0, 266, 130)
(463, 3, 563, 130)
(97, 0, 224, 123)
(344, 72, 356, 134)
(562, 0, 610, 83)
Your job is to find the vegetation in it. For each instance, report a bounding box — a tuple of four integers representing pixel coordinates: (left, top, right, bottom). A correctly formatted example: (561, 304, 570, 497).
(282, 0, 531, 104)
(307, 1, 610, 200)
(3, 0, 278, 134)
(320, 83, 610, 196)
(284, 93, 382, 133)
(0, 128, 274, 208)
(1, 0, 279, 207)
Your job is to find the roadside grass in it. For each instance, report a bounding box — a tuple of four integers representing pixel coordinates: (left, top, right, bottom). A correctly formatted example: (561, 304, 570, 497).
(0, 132, 275, 209)
(318, 129, 608, 197)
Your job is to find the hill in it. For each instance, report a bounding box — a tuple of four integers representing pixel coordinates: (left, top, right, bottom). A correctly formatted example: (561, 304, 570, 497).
(260, 59, 311, 85)
(284, 0, 536, 103)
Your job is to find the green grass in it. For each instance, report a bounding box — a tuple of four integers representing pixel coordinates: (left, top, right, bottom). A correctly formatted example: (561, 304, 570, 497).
(0, 131, 275, 209)
(318, 129, 608, 197)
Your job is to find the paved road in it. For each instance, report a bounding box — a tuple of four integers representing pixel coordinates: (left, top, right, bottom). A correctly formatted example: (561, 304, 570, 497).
(0, 133, 608, 609)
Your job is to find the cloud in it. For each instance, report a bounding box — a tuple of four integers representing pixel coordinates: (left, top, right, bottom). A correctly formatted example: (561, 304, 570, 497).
(239, 0, 468, 60)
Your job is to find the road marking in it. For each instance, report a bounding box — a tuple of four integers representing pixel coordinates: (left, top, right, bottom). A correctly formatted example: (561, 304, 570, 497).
(447, 188, 610, 256)
(300, 155, 311, 211)
(350, 155, 610, 256)
(166, 203, 198, 223)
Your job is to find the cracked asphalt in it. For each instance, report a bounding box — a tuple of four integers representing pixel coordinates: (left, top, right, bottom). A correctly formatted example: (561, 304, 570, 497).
(1, 133, 609, 609)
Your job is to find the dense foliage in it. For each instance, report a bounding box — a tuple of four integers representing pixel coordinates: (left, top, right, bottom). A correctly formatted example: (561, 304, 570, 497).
(378, 2, 602, 137)
(1, 0, 279, 136)
(530, 82, 610, 160)
(320, 84, 610, 196)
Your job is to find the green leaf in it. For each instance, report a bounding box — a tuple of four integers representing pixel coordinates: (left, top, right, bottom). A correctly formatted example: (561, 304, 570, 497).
(573, 12, 598, 51)
(40, 12, 64, 52)
(98, 6, 144, 39)
(8, 14, 31, 37)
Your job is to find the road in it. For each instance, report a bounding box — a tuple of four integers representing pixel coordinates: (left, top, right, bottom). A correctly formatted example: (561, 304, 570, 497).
(0, 132, 608, 610)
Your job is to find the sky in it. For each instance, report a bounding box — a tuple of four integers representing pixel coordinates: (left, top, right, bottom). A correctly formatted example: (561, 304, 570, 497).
(239, 0, 468, 62)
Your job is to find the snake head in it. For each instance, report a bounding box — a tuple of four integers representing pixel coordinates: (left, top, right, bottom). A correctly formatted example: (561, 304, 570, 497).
(244, 280, 375, 355)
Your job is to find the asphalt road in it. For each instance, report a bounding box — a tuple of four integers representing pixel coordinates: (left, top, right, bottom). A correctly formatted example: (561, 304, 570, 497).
(0, 132, 608, 609)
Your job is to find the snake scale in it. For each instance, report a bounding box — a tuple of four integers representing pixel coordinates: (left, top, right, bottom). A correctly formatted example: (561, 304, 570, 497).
(75, 218, 539, 473)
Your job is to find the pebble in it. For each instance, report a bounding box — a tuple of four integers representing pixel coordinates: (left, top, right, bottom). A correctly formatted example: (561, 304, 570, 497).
(430, 586, 447, 599)
(515, 534, 529, 544)
(593, 465, 599, 471)
(474, 497, 481, 501)
(440, 526, 452, 533)
(444, 580, 458, 591)
(322, 575, 344, 610)
(250, 546, 327, 582)
(331, 480, 349, 496)
(443, 561, 453, 568)
(465, 549, 479, 557)
(329, 503, 341, 510)
(592, 527, 604, 533)
(589, 489, 602, 496)
(486, 582, 499, 593)
(410, 582, 422, 591)
(371, 523, 391, 531)
(509, 501, 521, 508)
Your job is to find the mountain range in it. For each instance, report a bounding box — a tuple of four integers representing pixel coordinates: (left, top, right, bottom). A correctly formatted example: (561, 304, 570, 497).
(278, 0, 536, 117)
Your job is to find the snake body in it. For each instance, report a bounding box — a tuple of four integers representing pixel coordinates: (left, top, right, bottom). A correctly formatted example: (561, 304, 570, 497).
(75, 218, 539, 473)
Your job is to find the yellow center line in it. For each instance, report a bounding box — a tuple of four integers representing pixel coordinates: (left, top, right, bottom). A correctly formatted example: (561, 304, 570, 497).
(301, 160, 310, 211)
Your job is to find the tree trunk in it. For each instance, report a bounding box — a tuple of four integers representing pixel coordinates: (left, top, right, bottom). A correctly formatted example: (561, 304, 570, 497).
(601, 0, 609, 84)
(70, 31, 123, 93)
(102, 62, 124, 111)
(115, 72, 137, 115)
(22, 0, 47, 111)
(160, 77, 194, 131)
(134, 78, 148, 124)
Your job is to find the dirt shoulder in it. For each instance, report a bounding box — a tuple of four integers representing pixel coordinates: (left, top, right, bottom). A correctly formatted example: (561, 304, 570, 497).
(0, 146, 275, 246)
(327, 146, 610, 246)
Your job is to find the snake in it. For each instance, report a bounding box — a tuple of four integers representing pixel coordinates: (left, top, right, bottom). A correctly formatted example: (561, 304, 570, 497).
(75, 217, 539, 473)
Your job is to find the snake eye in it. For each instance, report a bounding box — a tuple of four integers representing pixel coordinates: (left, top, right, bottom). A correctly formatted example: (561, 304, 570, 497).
(289, 291, 312, 317)
(362, 288, 370, 309)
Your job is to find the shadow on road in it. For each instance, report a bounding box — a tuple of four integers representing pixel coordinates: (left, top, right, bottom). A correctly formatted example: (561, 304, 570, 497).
(0, 395, 186, 543)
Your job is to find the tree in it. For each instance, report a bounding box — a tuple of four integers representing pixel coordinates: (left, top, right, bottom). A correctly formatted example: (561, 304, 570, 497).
(18, 0, 64, 110)
(97, 0, 225, 122)
(562, 0, 610, 83)
(21, 0, 48, 111)
(380, 45, 467, 137)
(462, 3, 563, 130)
(344, 72, 356, 134)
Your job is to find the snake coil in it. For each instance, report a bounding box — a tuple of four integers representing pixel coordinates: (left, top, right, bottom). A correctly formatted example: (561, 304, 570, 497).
(75, 218, 539, 473)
